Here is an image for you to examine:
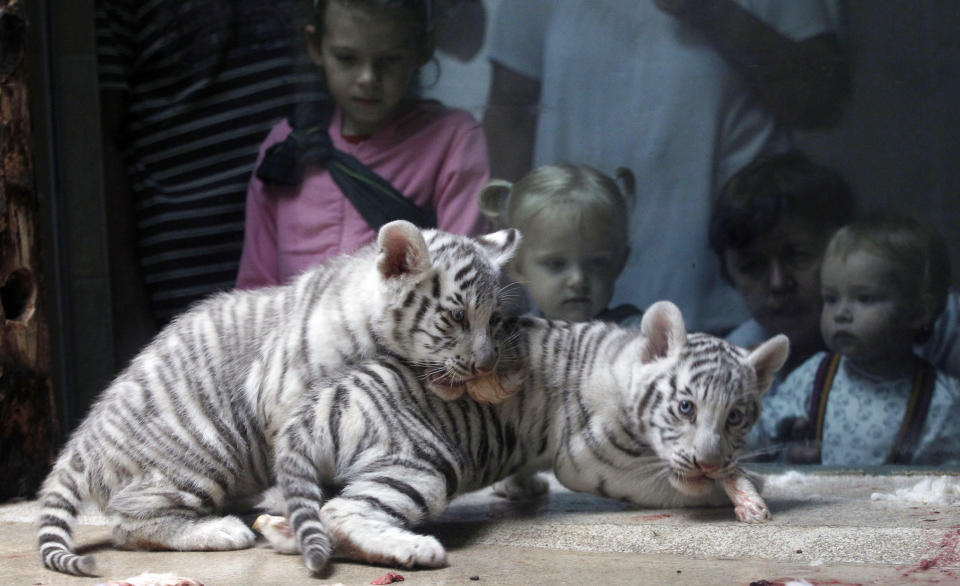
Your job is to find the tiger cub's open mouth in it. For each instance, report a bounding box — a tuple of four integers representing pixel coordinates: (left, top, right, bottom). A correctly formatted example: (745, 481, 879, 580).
(425, 372, 467, 400)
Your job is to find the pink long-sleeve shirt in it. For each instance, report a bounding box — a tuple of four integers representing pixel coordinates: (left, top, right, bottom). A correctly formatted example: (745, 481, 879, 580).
(236, 100, 490, 289)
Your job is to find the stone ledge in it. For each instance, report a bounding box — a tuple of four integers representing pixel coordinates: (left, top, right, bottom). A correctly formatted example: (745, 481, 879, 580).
(4, 470, 960, 584)
(431, 470, 960, 568)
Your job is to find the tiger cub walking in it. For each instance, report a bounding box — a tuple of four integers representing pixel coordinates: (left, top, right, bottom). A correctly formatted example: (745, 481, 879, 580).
(274, 301, 790, 574)
(37, 221, 521, 576)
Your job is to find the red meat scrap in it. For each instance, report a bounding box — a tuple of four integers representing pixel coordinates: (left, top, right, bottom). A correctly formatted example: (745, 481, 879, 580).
(371, 571, 405, 585)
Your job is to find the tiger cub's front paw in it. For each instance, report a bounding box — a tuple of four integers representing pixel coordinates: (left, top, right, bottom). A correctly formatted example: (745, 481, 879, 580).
(186, 516, 257, 550)
(721, 473, 772, 523)
(734, 497, 771, 523)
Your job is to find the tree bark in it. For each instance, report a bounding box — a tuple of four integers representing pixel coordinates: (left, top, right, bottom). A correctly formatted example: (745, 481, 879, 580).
(0, 0, 60, 501)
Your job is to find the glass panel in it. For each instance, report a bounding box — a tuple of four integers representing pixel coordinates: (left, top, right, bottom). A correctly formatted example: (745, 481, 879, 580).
(42, 1, 960, 472)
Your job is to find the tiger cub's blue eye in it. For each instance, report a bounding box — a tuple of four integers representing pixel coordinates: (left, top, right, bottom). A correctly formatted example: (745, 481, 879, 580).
(727, 410, 743, 426)
(450, 309, 465, 322)
(678, 400, 695, 416)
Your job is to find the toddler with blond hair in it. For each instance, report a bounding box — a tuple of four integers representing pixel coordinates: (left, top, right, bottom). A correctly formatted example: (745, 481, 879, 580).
(479, 163, 640, 324)
(758, 214, 960, 466)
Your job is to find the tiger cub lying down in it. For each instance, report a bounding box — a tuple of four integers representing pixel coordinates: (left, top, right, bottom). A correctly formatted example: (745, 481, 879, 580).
(36, 221, 521, 577)
(269, 300, 789, 574)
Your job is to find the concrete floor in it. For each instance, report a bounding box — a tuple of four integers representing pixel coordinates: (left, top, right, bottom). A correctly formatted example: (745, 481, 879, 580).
(4, 470, 960, 585)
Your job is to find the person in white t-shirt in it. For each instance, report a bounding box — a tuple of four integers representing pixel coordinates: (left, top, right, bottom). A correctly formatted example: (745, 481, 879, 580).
(423, 0, 503, 119)
(482, 0, 850, 334)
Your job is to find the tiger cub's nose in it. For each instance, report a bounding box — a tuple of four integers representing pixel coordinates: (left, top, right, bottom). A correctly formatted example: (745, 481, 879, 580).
(473, 344, 498, 375)
(697, 462, 720, 475)
(474, 362, 495, 376)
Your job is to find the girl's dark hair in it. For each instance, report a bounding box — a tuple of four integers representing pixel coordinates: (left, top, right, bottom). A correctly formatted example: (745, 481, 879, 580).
(311, 0, 434, 60)
(708, 152, 855, 270)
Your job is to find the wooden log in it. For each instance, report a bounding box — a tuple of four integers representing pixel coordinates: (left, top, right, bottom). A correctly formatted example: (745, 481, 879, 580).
(0, 0, 60, 501)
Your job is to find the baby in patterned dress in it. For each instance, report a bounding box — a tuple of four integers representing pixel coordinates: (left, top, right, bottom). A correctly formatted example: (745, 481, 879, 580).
(755, 214, 960, 466)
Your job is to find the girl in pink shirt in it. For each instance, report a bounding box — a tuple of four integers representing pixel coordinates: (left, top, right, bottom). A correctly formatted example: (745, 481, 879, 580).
(237, 0, 489, 289)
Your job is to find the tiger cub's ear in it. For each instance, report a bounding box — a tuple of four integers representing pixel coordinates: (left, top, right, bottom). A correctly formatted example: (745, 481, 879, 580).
(639, 301, 687, 363)
(747, 334, 790, 393)
(475, 228, 522, 269)
(376, 220, 431, 279)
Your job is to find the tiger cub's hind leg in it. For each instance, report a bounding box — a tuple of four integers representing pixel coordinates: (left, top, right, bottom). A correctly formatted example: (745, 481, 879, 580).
(107, 482, 256, 551)
(321, 497, 447, 568)
(319, 472, 450, 568)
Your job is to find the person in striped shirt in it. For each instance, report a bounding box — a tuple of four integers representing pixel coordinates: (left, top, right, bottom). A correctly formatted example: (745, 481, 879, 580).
(97, 0, 323, 364)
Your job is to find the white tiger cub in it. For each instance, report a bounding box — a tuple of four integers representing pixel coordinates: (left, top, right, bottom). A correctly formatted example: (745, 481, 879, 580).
(271, 301, 790, 574)
(36, 221, 521, 577)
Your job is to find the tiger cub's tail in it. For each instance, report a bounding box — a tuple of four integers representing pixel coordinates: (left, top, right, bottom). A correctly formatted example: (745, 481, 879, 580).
(36, 454, 97, 576)
(291, 500, 333, 575)
(278, 447, 334, 574)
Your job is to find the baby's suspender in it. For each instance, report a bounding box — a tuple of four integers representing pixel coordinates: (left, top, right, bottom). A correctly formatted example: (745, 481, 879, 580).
(807, 353, 936, 464)
(808, 353, 842, 447)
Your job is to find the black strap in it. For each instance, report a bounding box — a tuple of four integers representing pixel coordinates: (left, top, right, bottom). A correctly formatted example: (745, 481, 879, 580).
(255, 100, 437, 231)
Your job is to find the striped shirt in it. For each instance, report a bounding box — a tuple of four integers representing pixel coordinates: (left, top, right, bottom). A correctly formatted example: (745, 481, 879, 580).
(96, 0, 322, 321)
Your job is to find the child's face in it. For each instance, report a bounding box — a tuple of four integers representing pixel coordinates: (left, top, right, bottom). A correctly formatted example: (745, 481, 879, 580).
(723, 216, 830, 351)
(820, 249, 921, 374)
(309, 2, 424, 136)
(511, 214, 626, 322)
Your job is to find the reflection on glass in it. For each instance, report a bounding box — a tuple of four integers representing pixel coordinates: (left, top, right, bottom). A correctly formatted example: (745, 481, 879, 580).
(39, 2, 960, 473)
